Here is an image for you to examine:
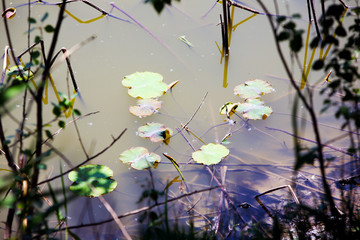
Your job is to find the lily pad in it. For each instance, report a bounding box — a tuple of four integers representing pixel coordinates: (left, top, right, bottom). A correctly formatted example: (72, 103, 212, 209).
(236, 98, 273, 120)
(129, 99, 161, 118)
(192, 143, 230, 165)
(137, 122, 173, 145)
(122, 72, 168, 99)
(220, 102, 239, 117)
(119, 147, 161, 170)
(68, 164, 117, 198)
(234, 79, 275, 99)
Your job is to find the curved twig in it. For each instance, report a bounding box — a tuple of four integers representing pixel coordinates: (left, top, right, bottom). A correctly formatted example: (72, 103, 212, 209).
(37, 128, 127, 185)
(61, 186, 220, 230)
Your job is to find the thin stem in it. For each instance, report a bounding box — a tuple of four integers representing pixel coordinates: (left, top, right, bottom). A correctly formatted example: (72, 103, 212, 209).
(32, 0, 67, 189)
(256, 0, 338, 216)
(61, 186, 220, 231)
(37, 128, 127, 185)
(98, 195, 132, 240)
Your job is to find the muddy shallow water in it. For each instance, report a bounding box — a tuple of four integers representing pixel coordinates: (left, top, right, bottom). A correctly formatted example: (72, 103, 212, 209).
(0, 0, 356, 238)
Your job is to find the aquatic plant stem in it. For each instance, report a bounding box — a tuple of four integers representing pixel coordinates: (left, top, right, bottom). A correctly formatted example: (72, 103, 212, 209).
(32, 0, 67, 189)
(256, 0, 339, 217)
(309, 0, 322, 42)
(61, 186, 220, 231)
(1, 0, 21, 236)
(37, 128, 127, 185)
(266, 127, 359, 159)
(98, 195, 132, 240)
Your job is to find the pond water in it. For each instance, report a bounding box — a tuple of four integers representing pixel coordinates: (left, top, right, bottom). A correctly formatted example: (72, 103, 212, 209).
(0, 0, 356, 238)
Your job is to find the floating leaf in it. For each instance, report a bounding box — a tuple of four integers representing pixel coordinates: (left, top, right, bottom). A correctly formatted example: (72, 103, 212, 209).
(220, 102, 239, 118)
(192, 143, 229, 165)
(68, 164, 117, 198)
(119, 147, 161, 170)
(137, 122, 173, 145)
(236, 98, 273, 120)
(234, 79, 275, 99)
(122, 72, 168, 99)
(129, 99, 161, 118)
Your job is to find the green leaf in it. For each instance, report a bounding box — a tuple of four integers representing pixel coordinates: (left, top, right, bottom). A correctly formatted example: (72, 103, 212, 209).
(122, 72, 168, 99)
(119, 147, 161, 170)
(0, 82, 26, 106)
(283, 21, 296, 30)
(28, 17, 36, 24)
(234, 79, 275, 99)
(45, 130, 53, 140)
(312, 59, 324, 70)
(192, 143, 229, 165)
(68, 164, 117, 198)
(137, 122, 173, 145)
(73, 109, 81, 116)
(236, 98, 273, 120)
(129, 99, 162, 118)
(58, 120, 65, 128)
(44, 24, 55, 33)
(277, 31, 290, 41)
(34, 36, 41, 43)
(290, 30, 303, 52)
(30, 50, 40, 59)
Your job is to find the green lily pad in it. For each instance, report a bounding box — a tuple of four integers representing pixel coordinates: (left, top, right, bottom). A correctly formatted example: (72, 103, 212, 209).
(234, 79, 275, 99)
(68, 164, 117, 198)
(236, 98, 273, 120)
(122, 72, 168, 99)
(129, 99, 162, 118)
(192, 143, 230, 165)
(119, 147, 161, 170)
(6, 65, 34, 81)
(137, 122, 173, 145)
(220, 102, 239, 117)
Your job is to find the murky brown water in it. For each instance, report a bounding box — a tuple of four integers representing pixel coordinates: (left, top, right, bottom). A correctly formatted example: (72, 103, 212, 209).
(1, 0, 356, 238)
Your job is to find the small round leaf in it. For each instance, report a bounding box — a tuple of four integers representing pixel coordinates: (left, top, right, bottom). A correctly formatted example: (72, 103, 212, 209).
(119, 147, 161, 170)
(234, 79, 275, 99)
(68, 164, 117, 198)
(129, 99, 161, 118)
(122, 72, 168, 99)
(137, 122, 173, 144)
(192, 143, 229, 165)
(236, 99, 273, 120)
